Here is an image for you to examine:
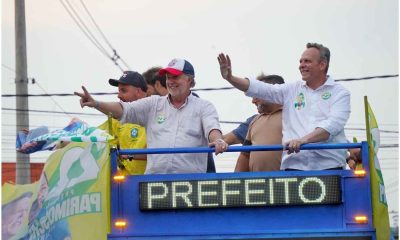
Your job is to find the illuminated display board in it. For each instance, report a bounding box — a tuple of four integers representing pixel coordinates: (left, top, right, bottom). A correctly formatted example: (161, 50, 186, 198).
(139, 175, 341, 210)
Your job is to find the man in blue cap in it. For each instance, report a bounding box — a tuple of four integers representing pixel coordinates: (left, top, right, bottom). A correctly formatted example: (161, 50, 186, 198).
(99, 71, 148, 175)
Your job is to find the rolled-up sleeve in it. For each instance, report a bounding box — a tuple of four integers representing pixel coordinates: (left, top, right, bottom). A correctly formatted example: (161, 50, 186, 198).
(245, 77, 286, 105)
(316, 88, 351, 136)
(119, 96, 155, 126)
(200, 101, 221, 139)
(232, 114, 257, 143)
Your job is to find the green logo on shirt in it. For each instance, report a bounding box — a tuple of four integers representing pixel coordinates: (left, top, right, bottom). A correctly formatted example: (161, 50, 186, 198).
(157, 115, 165, 124)
(131, 128, 138, 138)
(294, 92, 306, 110)
(321, 91, 331, 100)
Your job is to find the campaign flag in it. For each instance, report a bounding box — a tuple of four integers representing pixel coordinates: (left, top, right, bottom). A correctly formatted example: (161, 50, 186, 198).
(364, 96, 390, 240)
(16, 118, 113, 154)
(2, 142, 111, 240)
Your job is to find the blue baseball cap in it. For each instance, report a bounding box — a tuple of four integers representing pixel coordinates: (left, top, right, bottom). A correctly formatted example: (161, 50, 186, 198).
(109, 71, 148, 92)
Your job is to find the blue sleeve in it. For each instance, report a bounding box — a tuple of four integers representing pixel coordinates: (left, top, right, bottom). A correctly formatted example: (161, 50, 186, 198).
(232, 114, 257, 144)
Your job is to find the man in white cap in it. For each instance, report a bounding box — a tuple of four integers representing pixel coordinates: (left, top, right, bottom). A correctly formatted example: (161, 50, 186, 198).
(75, 59, 228, 174)
(142, 66, 217, 173)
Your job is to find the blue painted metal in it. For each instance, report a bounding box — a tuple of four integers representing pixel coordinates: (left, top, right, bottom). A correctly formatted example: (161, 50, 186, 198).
(117, 143, 363, 155)
(108, 142, 376, 239)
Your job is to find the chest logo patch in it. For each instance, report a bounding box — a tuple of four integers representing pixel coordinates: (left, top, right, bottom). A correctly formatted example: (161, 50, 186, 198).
(294, 92, 306, 110)
(157, 115, 166, 124)
(131, 128, 138, 138)
(321, 91, 332, 100)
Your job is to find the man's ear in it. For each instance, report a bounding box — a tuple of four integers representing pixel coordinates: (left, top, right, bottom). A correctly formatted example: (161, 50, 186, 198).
(319, 60, 328, 72)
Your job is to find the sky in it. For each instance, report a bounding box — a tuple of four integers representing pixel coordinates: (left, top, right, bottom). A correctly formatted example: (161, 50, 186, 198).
(1, 0, 399, 226)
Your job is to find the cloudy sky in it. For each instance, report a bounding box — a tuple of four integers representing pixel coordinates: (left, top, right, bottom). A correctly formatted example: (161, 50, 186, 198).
(2, 0, 398, 224)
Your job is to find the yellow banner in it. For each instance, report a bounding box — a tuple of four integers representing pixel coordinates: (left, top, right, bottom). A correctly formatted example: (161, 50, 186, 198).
(2, 142, 110, 240)
(364, 96, 390, 240)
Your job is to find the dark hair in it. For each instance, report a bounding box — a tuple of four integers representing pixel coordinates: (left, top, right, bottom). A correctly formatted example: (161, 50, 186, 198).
(306, 42, 330, 73)
(142, 66, 166, 88)
(257, 73, 285, 85)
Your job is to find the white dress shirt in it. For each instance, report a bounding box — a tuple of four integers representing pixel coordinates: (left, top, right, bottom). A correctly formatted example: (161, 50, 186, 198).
(120, 94, 221, 174)
(246, 76, 350, 170)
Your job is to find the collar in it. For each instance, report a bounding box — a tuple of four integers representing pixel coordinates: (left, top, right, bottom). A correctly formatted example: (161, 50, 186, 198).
(302, 75, 334, 89)
(324, 75, 335, 86)
(167, 92, 193, 109)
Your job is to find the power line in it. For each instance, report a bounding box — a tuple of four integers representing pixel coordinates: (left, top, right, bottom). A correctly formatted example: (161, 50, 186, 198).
(59, 0, 112, 62)
(2, 107, 101, 116)
(335, 74, 398, 82)
(380, 144, 399, 148)
(64, 0, 111, 58)
(2, 64, 16, 72)
(78, 0, 113, 51)
(0, 63, 74, 119)
(2, 74, 398, 97)
(2, 92, 117, 97)
(34, 80, 73, 118)
(346, 127, 398, 134)
(78, 0, 131, 70)
(58, 0, 127, 72)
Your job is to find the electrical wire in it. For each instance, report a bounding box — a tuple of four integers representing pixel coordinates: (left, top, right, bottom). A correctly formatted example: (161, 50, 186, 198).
(2, 74, 398, 97)
(2, 64, 15, 72)
(78, 0, 131, 70)
(2, 92, 117, 97)
(33, 81, 73, 118)
(58, 0, 126, 71)
(335, 74, 398, 82)
(2, 107, 102, 116)
(59, 0, 112, 61)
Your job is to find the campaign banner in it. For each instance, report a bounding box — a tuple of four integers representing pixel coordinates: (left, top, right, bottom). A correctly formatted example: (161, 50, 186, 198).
(2, 142, 110, 240)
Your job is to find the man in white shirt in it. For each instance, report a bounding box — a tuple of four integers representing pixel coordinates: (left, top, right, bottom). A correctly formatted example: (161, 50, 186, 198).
(217, 43, 351, 170)
(75, 59, 228, 174)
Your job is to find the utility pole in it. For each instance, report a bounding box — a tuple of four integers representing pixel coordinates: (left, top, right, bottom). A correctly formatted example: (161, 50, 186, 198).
(15, 0, 30, 184)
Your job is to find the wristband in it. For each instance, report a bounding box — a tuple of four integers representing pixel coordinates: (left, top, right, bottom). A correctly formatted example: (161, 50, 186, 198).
(94, 100, 100, 109)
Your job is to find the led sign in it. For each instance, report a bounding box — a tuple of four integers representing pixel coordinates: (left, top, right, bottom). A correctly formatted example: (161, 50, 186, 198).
(140, 175, 341, 210)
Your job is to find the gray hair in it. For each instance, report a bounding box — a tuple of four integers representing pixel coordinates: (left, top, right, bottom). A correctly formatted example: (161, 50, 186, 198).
(186, 74, 196, 88)
(306, 42, 330, 73)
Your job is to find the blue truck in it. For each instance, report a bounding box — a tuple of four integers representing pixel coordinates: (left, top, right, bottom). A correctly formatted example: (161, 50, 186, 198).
(108, 142, 377, 239)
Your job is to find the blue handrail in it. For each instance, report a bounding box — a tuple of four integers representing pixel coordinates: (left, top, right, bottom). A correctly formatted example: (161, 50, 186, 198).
(117, 142, 362, 155)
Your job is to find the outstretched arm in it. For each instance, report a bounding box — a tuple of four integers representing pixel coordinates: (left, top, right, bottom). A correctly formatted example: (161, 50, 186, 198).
(223, 132, 242, 145)
(74, 86, 124, 119)
(218, 53, 250, 92)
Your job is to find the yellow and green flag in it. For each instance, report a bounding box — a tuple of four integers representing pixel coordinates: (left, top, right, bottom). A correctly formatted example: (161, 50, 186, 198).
(364, 96, 390, 240)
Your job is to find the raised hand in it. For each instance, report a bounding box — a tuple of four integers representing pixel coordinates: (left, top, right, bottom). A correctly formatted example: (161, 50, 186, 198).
(217, 53, 232, 81)
(74, 86, 96, 108)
